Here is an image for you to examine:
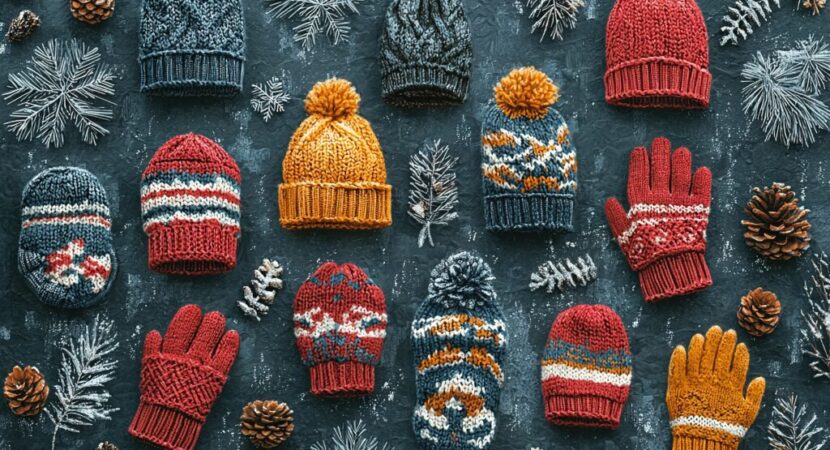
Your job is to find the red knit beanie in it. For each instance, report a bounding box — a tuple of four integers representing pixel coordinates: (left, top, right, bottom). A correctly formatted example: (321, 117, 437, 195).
(293, 262, 387, 397)
(541, 304, 632, 429)
(604, 0, 711, 109)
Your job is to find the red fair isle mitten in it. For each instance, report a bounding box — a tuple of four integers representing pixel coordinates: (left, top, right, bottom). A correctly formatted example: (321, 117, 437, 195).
(129, 305, 240, 450)
(605, 137, 713, 302)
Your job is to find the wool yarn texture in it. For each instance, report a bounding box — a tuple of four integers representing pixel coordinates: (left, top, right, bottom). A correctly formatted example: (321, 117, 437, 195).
(141, 133, 241, 276)
(605, 137, 712, 302)
(278, 78, 392, 230)
(604, 0, 710, 108)
(666, 326, 766, 450)
(18, 167, 116, 309)
(481, 67, 577, 232)
(139, 0, 245, 96)
(293, 262, 387, 397)
(412, 252, 507, 450)
(129, 304, 240, 450)
(379, 0, 473, 107)
(541, 305, 632, 429)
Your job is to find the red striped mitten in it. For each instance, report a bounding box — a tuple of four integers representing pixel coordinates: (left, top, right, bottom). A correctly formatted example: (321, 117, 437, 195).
(605, 137, 712, 302)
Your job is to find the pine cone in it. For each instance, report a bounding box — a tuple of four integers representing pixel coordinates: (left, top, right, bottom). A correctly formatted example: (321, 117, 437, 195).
(70, 0, 114, 24)
(737, 288, 782, 337)
(741, 183, 811, 261)
(3, 366, 49, 416)
(240, 400, 294, 448)
(96, 442, 118, 450)
(802, 0, 825, 14)
(5, 10, 41, 42)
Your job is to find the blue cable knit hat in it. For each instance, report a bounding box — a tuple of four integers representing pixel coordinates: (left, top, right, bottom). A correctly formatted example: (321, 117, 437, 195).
(139, 0, 246, 96)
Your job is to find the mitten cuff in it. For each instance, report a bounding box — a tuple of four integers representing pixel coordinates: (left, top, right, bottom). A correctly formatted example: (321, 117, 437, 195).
(671, 435, 739, 450)
(309, 361, 375, 397)
(638, 251, 711, 302)
(544, 394, 624, 429)
(129, 402, 204, 450)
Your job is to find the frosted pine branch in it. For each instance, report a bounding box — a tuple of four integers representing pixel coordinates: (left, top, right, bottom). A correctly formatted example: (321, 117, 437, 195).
(720, 0, 780, 46)
(251, 77, 290, 122)
(767, 393, 827, 449)
(529, 255, 597, 294)
(408, 140, 459, 248)
(527, 0, 585, 41)
(777, 36, 830, 94)
(310, 420, 395, 450)
(266, 0, 362, 50)
(802, 253, 830, 380)
(238, 258, 284, 321)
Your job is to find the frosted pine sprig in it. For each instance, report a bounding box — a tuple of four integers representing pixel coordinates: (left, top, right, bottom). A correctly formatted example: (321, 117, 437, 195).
(266, 0, 363, 50)
(529, 255, 597, 294)
(767, 393, 827, 449)
(777, 36, 830, 94)
(408, 140, 459, 248)
(720, 0, 780, 46)
(311, 420, 395, 450)
(803, 253, 830, 381)
(238, 258, 285, 321)
(527, 0, 585, 41)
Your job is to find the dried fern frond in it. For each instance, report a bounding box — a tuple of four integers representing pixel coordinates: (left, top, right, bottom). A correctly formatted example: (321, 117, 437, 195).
(720, 0, 780, 46)
(238, 258, 285, 321)
(527, 0, 585, 41)
(529, 255, 597, 294)
(777, 36, 830, 94)
(767, 393, 827, 449)
(408, 140, 459, 248)
(266, 0, 362, 50)
(803, 253, 830, 381)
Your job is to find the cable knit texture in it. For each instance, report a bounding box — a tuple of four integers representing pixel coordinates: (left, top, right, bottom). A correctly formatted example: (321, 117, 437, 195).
(481, 67, 577, 232)
(139, 0, 246, 96)
(605, 137, 712, 302)
(604, 0, 710, 108)
(278, 78, 392, 229)
(129, 305, 240, 450)
(18, 167, 116, 309)
(141, 133, 241, 276)
(541, 305, 632, 429)
(412, 252, 507, 450)
(379, 0, 472, 107)
(293, 262, 387, 397)
(666, 326, 766, 450)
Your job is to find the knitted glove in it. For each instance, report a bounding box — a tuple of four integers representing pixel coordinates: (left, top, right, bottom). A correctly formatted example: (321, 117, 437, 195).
(129, 305, 240, 450)
(605, 137, 712, 302)
(666, 326, 765, 450)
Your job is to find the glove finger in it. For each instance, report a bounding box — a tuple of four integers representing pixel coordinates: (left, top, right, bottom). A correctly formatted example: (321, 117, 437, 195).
(187, 311, 227, 364)
(691, 167, 712, 206)
(745, 377, 766, 417)
(143, 330, 162, 359)
(667, 345, 687, 399)
(730, 343, 750, 388)
(670, 147, 692, 198)
(700, 325, 723, 375)
(605, 197, 631, 238)
(627, 146, 650, 204)
(687, 333, 704, 377)
(714, 329, 737, 377)
(211, 330, 240, 376)
(649, 137, 671, 195)
(162, 304, 203, 355)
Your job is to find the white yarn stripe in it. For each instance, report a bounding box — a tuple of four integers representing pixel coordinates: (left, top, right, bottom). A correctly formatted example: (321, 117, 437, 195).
(23, 201, 110, 217)
(670, 416, 747, 438)
(22, 216, 111, 229)
(142, 211, 239, 230)
(140, 177, 240, 198)
(412, 316, 506, 344)
(141, 195, 240, 214)
(628, 204, 709, 215)
(541, 363, 631, 387)
(617, 217, 708, 245)
(294, 306, 387, 339)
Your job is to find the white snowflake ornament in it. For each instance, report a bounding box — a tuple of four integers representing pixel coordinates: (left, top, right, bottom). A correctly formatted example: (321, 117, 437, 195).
(250, 77, 290, 123)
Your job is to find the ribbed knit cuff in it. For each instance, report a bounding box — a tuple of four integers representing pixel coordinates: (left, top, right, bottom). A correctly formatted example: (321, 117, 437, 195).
(129, 402, 204, 450)
(484, 193, 574, 232)
(672, 436, 739, 450)
(544, 395, 624, 429)
(140, 51, 244, 97)
(278, 181, 392, 230)
(147, 223, 238, 275)
(638, 251, 712, 302)
(382, 65, 469, 107)
(309, 361, 375, 397)
(604, 57, 711, 109)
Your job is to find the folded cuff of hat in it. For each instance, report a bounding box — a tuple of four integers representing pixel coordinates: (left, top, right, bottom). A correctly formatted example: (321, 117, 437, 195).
(147, 222, 238, 275)
(544, 395, 625, 429)
(129, 402, 204, 450)
(140, 51, 244, 97)
(671, 435, 740, 450)
(604, 57, 711, 109)
(638, 251, 712, 302)
(382, 65, 469, 107)
(279, 182, 392, 230)
(309, 361, 375, 397)
(484, 193, 574, 232)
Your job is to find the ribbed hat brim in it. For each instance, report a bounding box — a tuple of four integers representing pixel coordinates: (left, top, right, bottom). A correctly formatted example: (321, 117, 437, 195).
(484, 193, 574, 232)
(604, 57, 711, 109)
(140, 51, 244, 97)
(278, 182, 392, 230)
(382, 66, 469, 107)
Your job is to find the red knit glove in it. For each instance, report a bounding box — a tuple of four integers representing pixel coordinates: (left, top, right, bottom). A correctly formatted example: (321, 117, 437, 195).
(605, 137, 712, 302)
(129, 305, 240, 450)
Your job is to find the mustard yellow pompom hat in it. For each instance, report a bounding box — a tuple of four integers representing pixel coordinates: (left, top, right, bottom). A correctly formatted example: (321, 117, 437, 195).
(278, 78, 392, 230)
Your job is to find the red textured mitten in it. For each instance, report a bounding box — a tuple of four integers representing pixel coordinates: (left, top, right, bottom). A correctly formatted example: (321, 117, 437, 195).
(129, 305, 239, 450)
(605, 137, 712, 302)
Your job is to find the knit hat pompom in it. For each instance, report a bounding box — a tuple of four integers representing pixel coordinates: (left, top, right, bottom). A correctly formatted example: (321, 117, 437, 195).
(305, 78, 361, 119)
(494, 67, 559, 120)
(428, 252, 496, 309)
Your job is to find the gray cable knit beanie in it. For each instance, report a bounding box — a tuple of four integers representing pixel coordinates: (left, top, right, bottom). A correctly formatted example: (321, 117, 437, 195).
(139, 0, 246, 97)
(380, 0, 473, 107)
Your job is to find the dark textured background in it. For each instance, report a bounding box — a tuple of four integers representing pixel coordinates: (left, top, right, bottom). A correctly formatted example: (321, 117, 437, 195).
(1, 1, 828, 449)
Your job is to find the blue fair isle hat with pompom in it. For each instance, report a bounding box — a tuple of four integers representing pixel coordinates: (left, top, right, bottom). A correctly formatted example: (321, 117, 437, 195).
(412, 252, 507, 450)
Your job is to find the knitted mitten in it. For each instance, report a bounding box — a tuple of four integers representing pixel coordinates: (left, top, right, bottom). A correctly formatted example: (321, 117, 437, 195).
(481, 67, 577, 232)
(541, 305, 632, 429)
(293, 262, 387, 396)
(18, 167, 116, 309)
(667, 326, 765, 450)
(605, 137, 712, 302)
(412, 252, 507, 450)
(129, 305, 239, 450)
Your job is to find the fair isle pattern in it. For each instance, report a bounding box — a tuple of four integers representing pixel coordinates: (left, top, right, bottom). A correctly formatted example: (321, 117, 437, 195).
(412, 315, 507, 345)
(541, 340, 632, 386)
(413, 373, 497, 448)
(293, 305, 388, 340)
(616, 202, 709, 269)
(670, 416, 748, 438)
(140, 171, 241, 233)
(44, 239, 112, 292)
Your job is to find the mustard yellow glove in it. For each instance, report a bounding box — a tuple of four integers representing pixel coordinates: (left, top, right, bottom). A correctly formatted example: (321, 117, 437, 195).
(666, 326, 766, 450)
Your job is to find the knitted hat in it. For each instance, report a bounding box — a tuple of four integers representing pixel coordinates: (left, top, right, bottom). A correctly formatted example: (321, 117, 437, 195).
(604, 0, 711, 108)
(379, 0, 473, 107)
(18, 167, 116, 309)
(278, 79, 392, 229)
(412, 252, 507, 450)
(139, 0, 246, 96)
(541, 304, 632, 429)
(293, 262, 387, 397)
(141, 133, 241, 276)
(481, 67, 577, 232)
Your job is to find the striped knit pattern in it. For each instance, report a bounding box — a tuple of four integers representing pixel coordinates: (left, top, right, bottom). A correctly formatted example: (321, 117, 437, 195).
(616, 203, 709, 270)
(141, 133, 241, 275)
(18, 167, 116, 309)
(293, 262, 387, 397)
(541, 305, 631, 429)
(413, 252, 506, 450)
